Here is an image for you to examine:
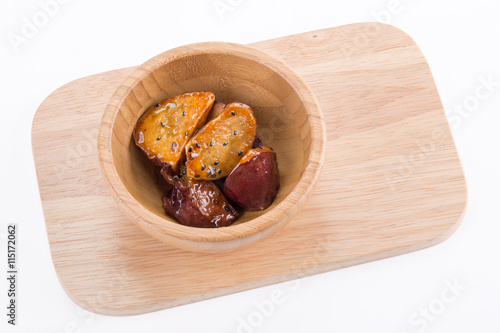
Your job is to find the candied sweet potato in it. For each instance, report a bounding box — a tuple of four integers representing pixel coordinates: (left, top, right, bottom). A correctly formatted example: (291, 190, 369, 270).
(206, 101, 226, 122)
(133, 92, 215, 170)
(160, 165, 238, 228)
(185, 102, 257, 180)
(223, 147, 280, 211)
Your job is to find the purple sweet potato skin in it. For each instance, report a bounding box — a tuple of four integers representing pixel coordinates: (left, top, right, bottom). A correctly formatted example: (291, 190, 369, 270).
(161, 166, 238, 228)
(223, 150, 280, 211)
(252, 136, 263, 149)
(161, 188, 175, 217)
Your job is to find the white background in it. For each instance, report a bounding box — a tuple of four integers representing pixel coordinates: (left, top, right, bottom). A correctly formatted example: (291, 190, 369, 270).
(1, 0, 499, 332)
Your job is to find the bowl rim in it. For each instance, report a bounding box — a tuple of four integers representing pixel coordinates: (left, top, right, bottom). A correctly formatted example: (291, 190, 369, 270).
(98, 42, 326, 244)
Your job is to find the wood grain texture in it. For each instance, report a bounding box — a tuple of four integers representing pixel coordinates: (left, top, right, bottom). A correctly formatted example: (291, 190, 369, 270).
(32, 23, 467, 316)
(98, 42, 325, 252)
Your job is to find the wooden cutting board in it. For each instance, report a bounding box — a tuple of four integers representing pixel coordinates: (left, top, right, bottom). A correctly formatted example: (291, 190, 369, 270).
(32, 23, 467, 316)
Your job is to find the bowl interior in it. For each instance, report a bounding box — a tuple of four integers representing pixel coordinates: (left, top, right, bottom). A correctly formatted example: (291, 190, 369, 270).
(109, 43, 315, 229)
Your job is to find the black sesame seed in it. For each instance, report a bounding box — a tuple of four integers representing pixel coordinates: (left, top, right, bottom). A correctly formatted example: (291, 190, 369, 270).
(218, 169, 222, 174)
(185, 131, 189, 136)
(188, 147, 193, 153)
(214, 161, 219, 165)
(209, 141, 214, 146)
(156, 136, 161, 141)
(182, 111, 186, 116)
(155, 103, 161, 108)
(233, 131, 237, 135)
(181, 170, 186, 175)
(196, 143, 200, 148)
(173, 175, 179, 182)
(201, 165, 206, 171)
(238, 150, 243, 156)
(269, 147, 274, 151)
(160, 121, 165, 127)
(195, 175, 200, 178)
(223, 142, 228, 146)
(231, 111, 235, 116)
(213, 199, 219, 205)
(224, 206, 229, 211)
(211, 174, 216, 178)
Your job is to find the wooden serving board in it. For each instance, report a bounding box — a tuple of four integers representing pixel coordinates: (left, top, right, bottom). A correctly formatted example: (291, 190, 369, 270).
(32, 23, 467, 316)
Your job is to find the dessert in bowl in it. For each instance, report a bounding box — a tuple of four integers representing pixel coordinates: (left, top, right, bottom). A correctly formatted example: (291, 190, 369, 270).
(98, 42, 325, 252)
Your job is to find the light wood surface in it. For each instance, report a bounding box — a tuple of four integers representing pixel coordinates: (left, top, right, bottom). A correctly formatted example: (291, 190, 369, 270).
(98, 42, 325, 252)
(32, 23, 467, 316)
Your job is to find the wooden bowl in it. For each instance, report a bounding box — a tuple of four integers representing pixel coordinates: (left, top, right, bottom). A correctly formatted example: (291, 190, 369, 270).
(98, 42, 325, 253)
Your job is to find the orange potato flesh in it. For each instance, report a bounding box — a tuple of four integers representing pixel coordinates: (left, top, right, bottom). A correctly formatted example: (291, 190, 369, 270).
(185, 102, 257, 180)
(239, 146, 274, 164)
(133, 92, 215, 170)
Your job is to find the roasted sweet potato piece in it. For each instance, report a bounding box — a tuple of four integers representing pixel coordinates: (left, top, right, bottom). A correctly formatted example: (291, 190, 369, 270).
(206, 101, 226, 122)
(133, 92, 215, 170)
(185, 102, 257, 180)
(160, 165, 238, 228)
(223, 147, 280, 211)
